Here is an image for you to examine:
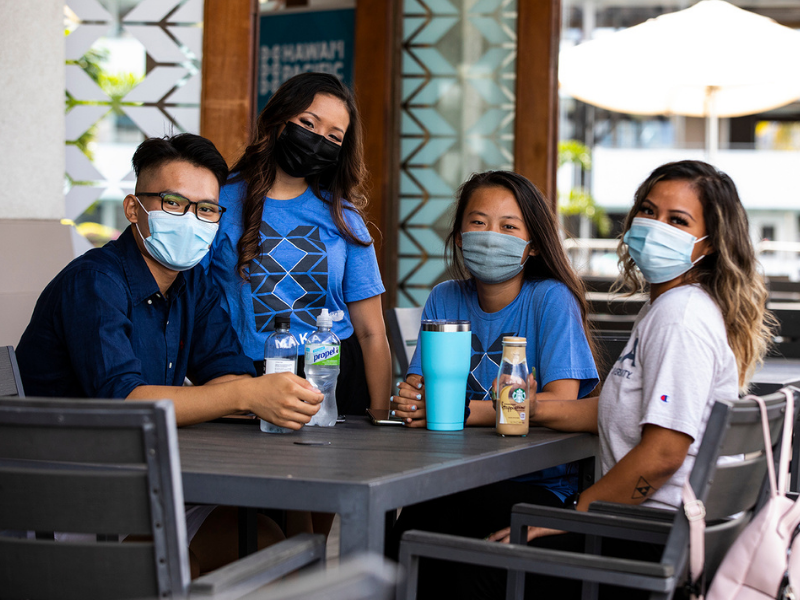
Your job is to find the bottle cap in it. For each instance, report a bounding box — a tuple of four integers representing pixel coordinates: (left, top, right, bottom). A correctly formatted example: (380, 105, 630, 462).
(274, 315, 291, 329)
(316, 308, 344, 327)
(502, 336, 526, 346)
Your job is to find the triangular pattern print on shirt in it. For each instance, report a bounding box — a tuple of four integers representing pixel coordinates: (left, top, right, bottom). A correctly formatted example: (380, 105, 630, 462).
(468, 331, 513, 401)
(250, 222, 328, 332)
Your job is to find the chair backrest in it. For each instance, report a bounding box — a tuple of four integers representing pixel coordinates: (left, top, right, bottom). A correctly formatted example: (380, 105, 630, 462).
(0, 397, 190, 600)
(0, 346, 24, 397)
(586, 293, 645, 333)
(593, 332, 630, 372)
(664, 388, 798, 585)
(769, 304, 800, 359)
(385, 307, 423, 377)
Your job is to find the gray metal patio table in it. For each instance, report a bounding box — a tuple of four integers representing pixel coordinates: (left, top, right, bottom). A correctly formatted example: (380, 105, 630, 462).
(178, 418, 597, 557)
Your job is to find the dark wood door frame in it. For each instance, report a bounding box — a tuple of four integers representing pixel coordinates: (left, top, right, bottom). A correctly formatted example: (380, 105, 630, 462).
(200, 0, 258, 167)
(352, 0, 403, 307)
(516, 0, 561, 208)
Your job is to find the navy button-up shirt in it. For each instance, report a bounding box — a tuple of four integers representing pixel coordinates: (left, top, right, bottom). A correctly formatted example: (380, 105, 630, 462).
(17, 226, 255, 399)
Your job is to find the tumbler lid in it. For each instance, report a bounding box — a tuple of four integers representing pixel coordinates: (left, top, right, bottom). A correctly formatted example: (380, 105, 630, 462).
(421, 319, 471, 332)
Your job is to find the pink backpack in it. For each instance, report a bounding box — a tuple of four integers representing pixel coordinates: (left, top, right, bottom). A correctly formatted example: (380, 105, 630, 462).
(684, 388, 800, 600)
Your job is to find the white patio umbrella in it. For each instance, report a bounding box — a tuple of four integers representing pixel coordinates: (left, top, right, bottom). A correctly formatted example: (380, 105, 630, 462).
(559, 0, 800, 164)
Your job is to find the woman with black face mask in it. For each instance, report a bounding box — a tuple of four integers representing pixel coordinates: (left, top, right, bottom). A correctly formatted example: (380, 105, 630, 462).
(202, 72, 391, 535)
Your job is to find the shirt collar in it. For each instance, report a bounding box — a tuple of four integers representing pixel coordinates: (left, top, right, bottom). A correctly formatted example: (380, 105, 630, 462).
(113, 226, 186, 305)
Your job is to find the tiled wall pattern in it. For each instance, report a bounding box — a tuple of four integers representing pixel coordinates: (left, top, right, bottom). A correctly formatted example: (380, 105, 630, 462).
(398, 0, 517, 307)
(65, 0, 203, 239)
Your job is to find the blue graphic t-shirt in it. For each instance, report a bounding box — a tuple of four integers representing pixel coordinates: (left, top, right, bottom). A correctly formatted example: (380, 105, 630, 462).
(408, 278, 600, 500)
(203, 180, 385, 360)
(408, 279, 599, 398)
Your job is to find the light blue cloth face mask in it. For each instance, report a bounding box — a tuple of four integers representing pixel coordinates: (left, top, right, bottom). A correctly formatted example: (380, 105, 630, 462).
(135, 197, 218, 271)
(623, 217, 707, 284)
(461, 231, 531, 284)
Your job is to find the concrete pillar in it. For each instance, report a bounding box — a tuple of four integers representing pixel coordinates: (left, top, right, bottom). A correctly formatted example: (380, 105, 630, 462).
(0, 0, 73, 347)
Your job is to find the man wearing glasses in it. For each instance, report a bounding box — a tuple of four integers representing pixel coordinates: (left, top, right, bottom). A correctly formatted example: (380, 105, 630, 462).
(17, 134, 323, 429)
(16, 134, 322, 571)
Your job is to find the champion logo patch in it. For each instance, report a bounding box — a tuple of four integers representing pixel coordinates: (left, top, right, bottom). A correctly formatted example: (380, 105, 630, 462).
(661, 395, 668, 402)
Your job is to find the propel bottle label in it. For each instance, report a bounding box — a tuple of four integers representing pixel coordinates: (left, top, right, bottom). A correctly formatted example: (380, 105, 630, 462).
(498, 385, 527, 425)
(305, 344, 341, 366)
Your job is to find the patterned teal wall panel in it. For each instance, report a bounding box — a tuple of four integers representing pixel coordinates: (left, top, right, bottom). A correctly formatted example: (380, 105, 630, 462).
(397, 0, 517, 308)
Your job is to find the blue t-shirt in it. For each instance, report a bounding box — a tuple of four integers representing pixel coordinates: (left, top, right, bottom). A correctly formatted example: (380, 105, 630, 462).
(16, 227, 256, 399)
(203, 180, 385, 360)
(408, 278, 599, 500)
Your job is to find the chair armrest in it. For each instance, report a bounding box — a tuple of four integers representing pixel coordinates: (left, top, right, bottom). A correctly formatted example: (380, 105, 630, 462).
(236, 554, 398, 600)
(509, 503, 672, 545)
(397, 530, 674, 599)
(190, 533, 326, 599)
(587, 501, 676, 522)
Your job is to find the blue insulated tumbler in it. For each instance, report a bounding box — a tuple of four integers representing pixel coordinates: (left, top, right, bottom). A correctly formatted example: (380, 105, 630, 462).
(420, 320, 471, 431)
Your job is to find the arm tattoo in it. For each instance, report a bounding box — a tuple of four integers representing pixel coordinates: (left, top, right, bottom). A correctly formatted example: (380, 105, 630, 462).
(632, 476, 653, 499)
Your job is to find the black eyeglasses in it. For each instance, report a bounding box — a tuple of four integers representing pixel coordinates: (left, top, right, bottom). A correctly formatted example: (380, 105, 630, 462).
(137, 192, 226, 223)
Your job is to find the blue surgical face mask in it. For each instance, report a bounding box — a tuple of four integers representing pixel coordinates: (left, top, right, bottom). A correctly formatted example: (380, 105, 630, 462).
(623, 217, 708, 284)
(134, 197, 218, 272)
(460, 231, 531, 284)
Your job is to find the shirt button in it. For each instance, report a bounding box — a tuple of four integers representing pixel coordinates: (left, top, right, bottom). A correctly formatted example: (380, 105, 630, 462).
(166, 321, 169, 325)
(147, 299, 152, 305)
(168, 362, 173, 369)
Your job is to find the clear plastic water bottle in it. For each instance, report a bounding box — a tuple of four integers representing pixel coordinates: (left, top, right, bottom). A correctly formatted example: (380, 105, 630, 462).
(305, 308, 343, 427)
(261, 315, 298, 434)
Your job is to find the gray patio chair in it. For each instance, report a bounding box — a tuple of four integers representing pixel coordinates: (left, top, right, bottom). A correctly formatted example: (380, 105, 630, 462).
(0, 345, 24, 397)
(385, 307, 423, 377)
(398, 388, 798, 600)
(0, 397, 325, 600)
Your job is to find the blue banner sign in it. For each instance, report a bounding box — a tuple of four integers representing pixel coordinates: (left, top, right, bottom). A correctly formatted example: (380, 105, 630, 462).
(257, 8, 355, 114)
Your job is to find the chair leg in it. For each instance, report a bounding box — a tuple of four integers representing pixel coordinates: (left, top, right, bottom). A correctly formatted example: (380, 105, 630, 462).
(238, 506, 258, 557)
(581, 534, 601, 600)
(398, 548, 419, 600)
(506, 518, 528, 599)
(505, 568, 525, 600)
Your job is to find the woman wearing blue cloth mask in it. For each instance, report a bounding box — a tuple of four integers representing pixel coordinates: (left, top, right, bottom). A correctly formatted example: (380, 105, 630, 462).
(450, 161, 775, 600)
(393, 170, 600, 426)
(388, 170, 600, 591)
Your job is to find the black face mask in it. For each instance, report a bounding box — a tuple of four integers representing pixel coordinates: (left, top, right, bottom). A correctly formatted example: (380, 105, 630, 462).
(274, 121, 341, 179)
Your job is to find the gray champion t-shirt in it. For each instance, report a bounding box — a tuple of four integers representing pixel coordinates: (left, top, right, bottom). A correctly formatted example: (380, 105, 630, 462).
(597, 284, 738, 510)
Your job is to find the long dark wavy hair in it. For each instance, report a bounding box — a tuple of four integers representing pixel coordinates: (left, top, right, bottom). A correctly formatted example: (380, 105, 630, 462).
(617, 160, 775, 390)
(445, 170, 600, 377)
(230, 72, 370, 280)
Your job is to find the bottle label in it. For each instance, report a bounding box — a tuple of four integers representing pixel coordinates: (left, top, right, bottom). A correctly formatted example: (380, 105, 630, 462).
(305, 344, 340, 366)
(265, 358, 295, 374)
(498, 384, 527, 425)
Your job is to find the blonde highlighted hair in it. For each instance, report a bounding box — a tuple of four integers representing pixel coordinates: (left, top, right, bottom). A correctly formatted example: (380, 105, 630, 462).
(616, 160, 775, 391)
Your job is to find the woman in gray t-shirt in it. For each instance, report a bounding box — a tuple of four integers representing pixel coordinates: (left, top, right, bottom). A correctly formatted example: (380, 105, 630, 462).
(469, 160, 775, 600)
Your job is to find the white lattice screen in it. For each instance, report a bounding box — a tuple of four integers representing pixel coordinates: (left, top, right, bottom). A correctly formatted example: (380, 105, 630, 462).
(65, 0, 203, 249)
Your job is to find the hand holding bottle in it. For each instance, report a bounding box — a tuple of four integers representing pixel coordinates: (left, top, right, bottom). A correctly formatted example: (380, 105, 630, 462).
(262, 315, 300, 433)
(249, 372, 323, 430)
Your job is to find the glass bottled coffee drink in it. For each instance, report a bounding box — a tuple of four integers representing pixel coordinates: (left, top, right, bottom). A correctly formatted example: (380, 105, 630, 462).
(495, 336, 534, 437)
